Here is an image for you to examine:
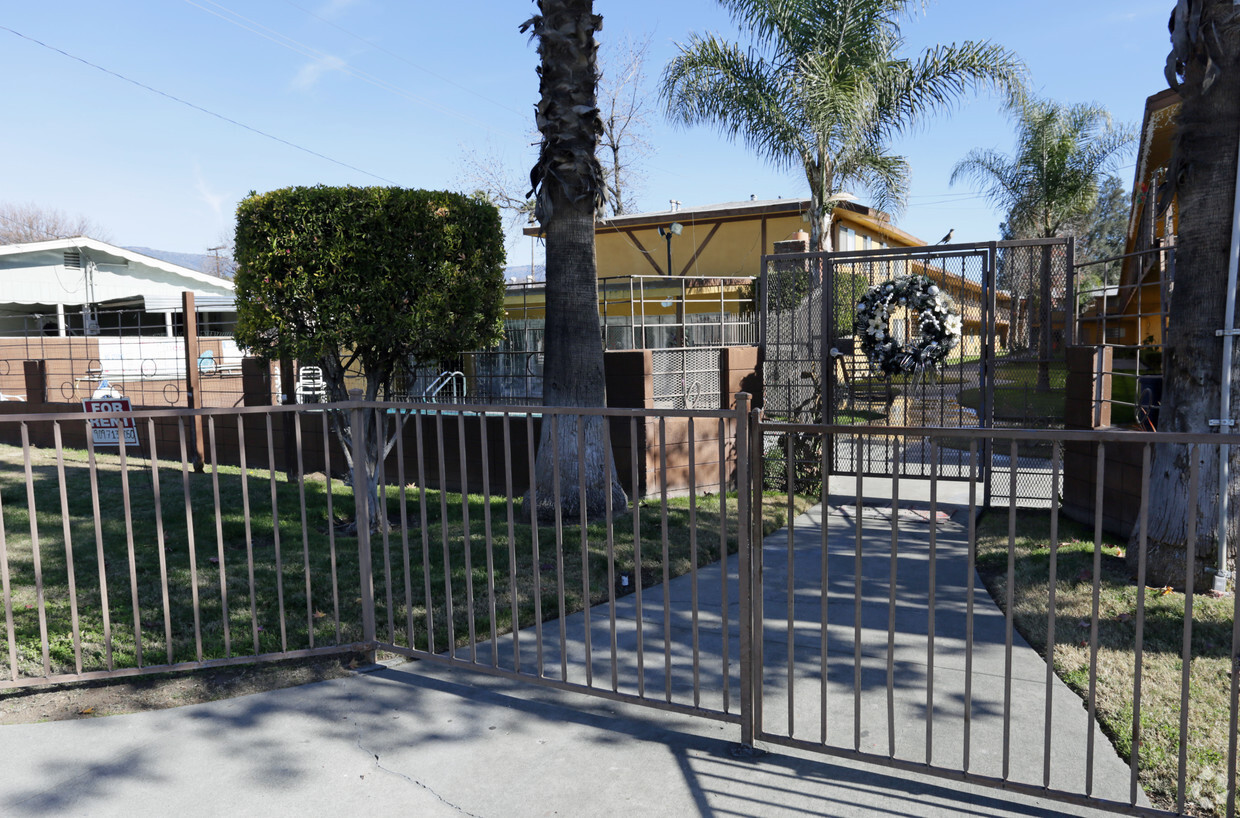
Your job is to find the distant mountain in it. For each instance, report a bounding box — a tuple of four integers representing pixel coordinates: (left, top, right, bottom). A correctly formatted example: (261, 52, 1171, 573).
(505, 263, 545, 283)
(125, 246, 234, 279)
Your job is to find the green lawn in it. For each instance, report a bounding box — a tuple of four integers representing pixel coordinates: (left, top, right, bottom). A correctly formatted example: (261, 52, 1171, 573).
(0, 443, 811, 680)
(975, 509, 1235, 815)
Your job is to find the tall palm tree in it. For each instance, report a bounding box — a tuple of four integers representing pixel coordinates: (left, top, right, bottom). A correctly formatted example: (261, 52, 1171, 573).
(660, 0, 1025, 251)
(950, 98, 1136, 240)
(952, 97, 1135, 390)
(1143, 0, 1240, 590)
(522, 0, 627, 518)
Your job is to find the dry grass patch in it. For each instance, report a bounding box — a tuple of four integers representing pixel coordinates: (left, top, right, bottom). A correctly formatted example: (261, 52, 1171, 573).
(975, 509, 1235, 816)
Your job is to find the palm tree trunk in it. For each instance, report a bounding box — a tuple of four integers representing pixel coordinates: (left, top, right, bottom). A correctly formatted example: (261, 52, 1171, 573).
(526, 0, 628, 519)
(1142, 0, 1240, 588)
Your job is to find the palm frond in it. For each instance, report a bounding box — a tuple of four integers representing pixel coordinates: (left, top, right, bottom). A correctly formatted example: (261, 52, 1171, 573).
(661, 34, 807, 171)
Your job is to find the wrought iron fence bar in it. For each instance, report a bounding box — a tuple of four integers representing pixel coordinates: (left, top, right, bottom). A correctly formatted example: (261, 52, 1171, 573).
(457, 410, 476, 664)
(1131, 443, 1152, 806)
(1003, 440, 1017, 780)
(265, 414, 288, 653)
(502, 412, 520, 671)
(718, 416, 731, 715)
(435, 410, 455, 659)
(51, 422, 84, 675)
(630, 413, 645, 699)
(1230, 500, 1240, 818)
(576, 414, 592, 689)
(478, 407, 497, 667)
(926, 440, 938, 766)
(1177, 446, 1199, 814)
(207, 416, 230, 657)
(323, 412, 341, 645)
(0, 465, 14, 681)
(550, 414, 568, 684)
(604, 414, 618, 694)
(292, 413, 313, 649)
(114, 420, 144, 667)
(887, 447, 899, 758)
(965, 441, 978, 772)
(1087, 441, 1106, 796)
(525, 413, 544, 678)
(415, 411, 433, 655)
(351, 405, 376, 658)
(378, 410, 395, 646)
(736, 394, 754, 746)
(236, 413, 259, 657)
(688, 416, 701, 708)
(659, 415, 672, 704)
(175, 417, 203, 663)
(1044, 442, 1062, 788)
(819, 439, 829, 746)
(17, 424, 49, 676)
(786, 428, 796, 736)
(853, 459, 864, 753)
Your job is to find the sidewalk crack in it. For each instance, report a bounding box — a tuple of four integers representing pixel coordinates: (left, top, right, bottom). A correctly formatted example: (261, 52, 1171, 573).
(343, 673, 485, 818)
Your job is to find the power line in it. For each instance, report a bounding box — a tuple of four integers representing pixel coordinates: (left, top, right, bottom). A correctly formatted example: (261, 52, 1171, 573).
(0, 25, 398, 185)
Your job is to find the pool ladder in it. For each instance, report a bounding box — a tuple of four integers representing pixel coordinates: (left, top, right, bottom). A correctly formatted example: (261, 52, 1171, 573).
(424, 370, 466, 402)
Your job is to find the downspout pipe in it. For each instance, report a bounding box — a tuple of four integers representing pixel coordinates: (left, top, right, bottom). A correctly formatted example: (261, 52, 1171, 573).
(1214, 126, 1240, 593)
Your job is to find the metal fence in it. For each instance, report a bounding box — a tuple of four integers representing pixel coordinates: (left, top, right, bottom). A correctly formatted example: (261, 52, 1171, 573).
(759, 239, 1075, 506)
(0, 305, 255, 409)
(1075, 245, 1172, 430)
(1, 399, 1238, 815)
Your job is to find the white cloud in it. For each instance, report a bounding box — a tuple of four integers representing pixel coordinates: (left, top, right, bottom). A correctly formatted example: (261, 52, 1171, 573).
(317, 0, 362, 19)
(292, 54, 347, 91)
(193, 164, 226, 225)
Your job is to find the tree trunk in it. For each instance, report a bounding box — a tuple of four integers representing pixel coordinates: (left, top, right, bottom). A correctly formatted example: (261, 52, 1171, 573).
(1036, 245, 1052, 392)
(526, 0, 628, 520)
(1141, 0, 1240, 589)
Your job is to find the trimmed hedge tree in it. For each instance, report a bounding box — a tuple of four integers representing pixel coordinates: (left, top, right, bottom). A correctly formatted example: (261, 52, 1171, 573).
(233, 185, 506, 530)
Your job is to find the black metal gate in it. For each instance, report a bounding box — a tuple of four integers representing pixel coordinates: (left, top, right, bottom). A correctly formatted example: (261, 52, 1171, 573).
(759, 238, 1074, 504)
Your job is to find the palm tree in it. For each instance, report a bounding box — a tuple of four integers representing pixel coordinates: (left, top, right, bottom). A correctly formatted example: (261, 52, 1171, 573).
(1143, 0, 1240, 590)
(950, 98, 1136, 240)
(660, 0, 1025, 252)
(522, 0, 627, 518)
(952, 97, 1135, 390)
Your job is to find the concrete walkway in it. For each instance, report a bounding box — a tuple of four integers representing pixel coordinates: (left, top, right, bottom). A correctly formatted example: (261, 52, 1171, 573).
(0, 479, 1144, 816)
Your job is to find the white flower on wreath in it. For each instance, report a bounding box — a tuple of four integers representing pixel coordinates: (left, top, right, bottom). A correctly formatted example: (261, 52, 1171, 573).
(944, 314, 963, 337)
(866, 314, 887, 339)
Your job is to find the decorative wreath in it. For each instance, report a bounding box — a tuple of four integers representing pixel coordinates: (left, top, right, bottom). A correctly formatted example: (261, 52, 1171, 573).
(854, 275, 963, 376)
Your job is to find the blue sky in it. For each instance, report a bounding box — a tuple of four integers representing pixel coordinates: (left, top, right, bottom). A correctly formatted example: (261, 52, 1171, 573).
(0, 1, 1172, 263)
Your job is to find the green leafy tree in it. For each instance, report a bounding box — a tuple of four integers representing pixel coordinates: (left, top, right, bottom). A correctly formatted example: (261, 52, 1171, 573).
(522, 0, 627, 519)
(660, 0, 1025, 252)
(233, 185, 506, 530)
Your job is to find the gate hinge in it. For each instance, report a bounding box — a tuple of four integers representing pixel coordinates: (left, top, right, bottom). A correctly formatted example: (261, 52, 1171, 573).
(1209, 419, 1236, 428)
(1216, 329, 1240, 336)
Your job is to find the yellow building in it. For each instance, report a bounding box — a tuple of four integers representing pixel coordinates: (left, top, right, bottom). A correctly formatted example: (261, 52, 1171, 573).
(515, 197, 926, 348)
(1078, 89, 1179, 348)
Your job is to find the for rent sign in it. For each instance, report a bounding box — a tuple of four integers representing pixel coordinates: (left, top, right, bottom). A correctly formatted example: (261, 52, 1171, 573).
(82, 398, 139, 446)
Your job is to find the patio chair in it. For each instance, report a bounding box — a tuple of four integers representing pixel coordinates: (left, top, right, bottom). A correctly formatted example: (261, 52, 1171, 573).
(295, 366, 327, 403)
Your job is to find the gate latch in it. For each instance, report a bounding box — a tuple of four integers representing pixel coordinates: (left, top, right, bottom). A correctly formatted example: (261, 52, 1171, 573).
(1209, 419, 1236, 428)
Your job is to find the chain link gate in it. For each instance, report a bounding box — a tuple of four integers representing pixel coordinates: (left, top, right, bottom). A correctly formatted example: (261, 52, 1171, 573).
(759, 238, 1074, 505)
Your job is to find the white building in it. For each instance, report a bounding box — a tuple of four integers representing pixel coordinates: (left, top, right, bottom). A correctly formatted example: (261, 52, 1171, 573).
(0, 236, 236, 337)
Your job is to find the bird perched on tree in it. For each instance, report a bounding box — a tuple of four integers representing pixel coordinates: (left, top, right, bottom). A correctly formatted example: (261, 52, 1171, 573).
(936, 228, 955, 245)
